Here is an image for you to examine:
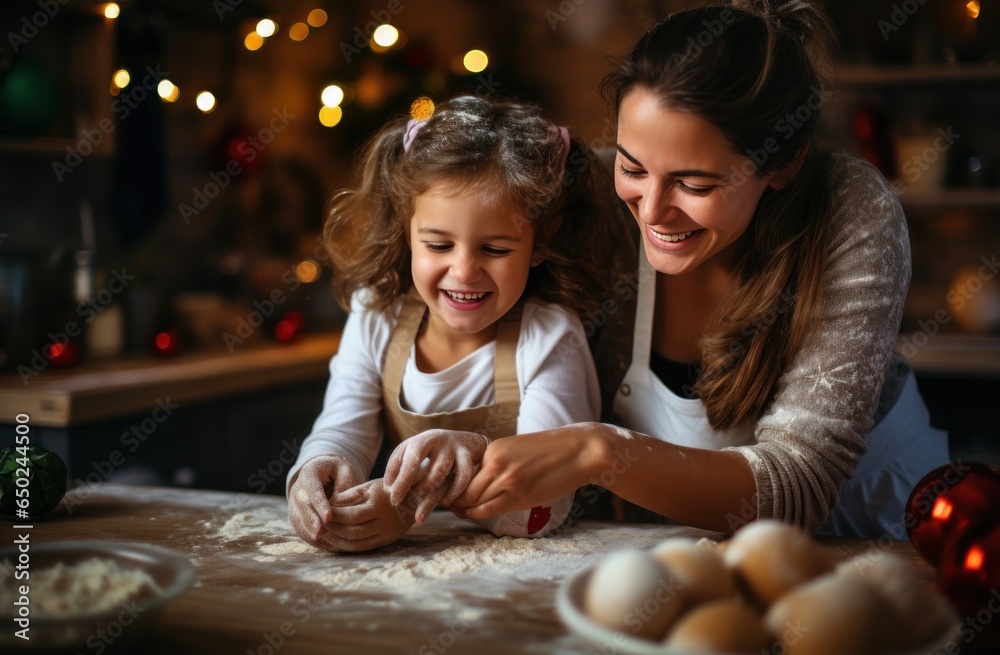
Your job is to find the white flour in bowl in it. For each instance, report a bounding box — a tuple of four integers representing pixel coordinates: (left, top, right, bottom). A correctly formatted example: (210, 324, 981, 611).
(0, 557, 162, 617)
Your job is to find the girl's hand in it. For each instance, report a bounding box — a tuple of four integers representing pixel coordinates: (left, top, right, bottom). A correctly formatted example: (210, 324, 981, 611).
(287, 455, 359, 550)
(451, 424, 604, 520)
(322, 478, 417, 552)
(384, 429, 490, 519)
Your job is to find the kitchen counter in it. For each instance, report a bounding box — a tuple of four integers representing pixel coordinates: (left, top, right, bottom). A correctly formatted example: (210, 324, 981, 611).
(0, 333, 340, 427)
(19, 485, 941, 655)
(898, 333, 1000, 377)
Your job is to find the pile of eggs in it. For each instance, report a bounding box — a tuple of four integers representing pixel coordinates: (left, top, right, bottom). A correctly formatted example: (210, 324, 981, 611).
(582, 520, 956, 654)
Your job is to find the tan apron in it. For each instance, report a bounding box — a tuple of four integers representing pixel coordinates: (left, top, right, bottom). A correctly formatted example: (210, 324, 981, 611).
(381, 288, 522, 446)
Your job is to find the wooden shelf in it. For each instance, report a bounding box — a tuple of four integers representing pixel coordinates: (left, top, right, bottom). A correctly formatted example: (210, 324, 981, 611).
(899, 333, 1000, 377)
(836, 64, 1000, 85)
(897, 188, 1000, 209)
(0, 332, 340, 428)
(0, 136, 113, 158)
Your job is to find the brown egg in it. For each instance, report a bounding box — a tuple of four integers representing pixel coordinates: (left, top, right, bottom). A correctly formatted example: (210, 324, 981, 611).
(666, 598, 775, 654)
(651, 539, 737, 606)
(723, 520, 834, 606)
(584, 549, 688, 640)
(836, 551, 956, 650)
(765, 572, 892, 655)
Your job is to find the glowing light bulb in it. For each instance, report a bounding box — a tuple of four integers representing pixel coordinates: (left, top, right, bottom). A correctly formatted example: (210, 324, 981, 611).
(295, 260, 320, 283)
(157, 79, 179, 103)
(463, 49, 488, 73)
(256, 19, 277, 38)
(113, 68, 130, 89)
(244, 32, 264, 51)
(967, 1, 981, 19)
(289, 22, 309, 41)
(409, 96, 435, 120)
(196, 91, 216, 113)
(372, 24, 398, 48)
(318, 105, 343, 127)
(321, 84, 344, 108)
(307, 9, 327, 27)
(104, 3, 120, 19)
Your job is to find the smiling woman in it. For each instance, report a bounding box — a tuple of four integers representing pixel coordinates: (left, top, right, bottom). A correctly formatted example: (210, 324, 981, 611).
(451, 0, 951, 540)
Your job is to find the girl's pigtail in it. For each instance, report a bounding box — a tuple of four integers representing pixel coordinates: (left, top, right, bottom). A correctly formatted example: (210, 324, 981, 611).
(325, 118, 411, 311)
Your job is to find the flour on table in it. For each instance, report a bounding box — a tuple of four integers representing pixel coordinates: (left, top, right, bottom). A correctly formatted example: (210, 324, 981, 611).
(208, 503, 717, 602)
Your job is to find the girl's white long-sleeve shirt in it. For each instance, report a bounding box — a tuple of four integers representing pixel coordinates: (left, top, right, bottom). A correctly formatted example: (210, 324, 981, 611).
(287, 294, 601, 536)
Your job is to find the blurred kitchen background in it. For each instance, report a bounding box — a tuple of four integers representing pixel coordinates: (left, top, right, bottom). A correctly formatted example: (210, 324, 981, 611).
(0, 0, 997, 494)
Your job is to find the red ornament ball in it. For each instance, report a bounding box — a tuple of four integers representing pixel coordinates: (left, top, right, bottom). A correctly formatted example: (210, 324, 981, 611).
(906, 462, 1000, 566)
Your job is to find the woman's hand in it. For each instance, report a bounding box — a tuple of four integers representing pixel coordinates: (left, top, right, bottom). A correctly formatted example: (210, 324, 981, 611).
(322, 478, 417, 552)
(287, 455, 359, 550)
(384, 429, 490, 519)
(451, 423, 606, 520)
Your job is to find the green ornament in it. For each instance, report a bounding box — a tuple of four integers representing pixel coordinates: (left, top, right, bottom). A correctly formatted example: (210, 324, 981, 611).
(0, 443, 67, 520)
(0, 56, 60, 137)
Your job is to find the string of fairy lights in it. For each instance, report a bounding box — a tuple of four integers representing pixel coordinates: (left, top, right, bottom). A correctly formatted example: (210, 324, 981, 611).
(100, 2, 491, 128)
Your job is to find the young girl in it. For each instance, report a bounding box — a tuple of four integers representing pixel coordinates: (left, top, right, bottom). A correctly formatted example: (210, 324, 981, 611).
(286, 95, 630, 552)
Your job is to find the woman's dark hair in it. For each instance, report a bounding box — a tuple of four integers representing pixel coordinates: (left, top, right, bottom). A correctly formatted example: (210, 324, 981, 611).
(600, 0, 840, 430)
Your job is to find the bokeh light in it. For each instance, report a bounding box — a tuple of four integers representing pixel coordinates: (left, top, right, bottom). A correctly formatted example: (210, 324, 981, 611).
(409, 96, 435, 120)
(307, 9, 328, 27)
(196, 91, 216, 113)
(318, 105, 343, 127)
(112, 68, 130, 88)
(295, 260, 320, 283)
(244, 32, 264, 51)
(256, 19, 277, 38)
(104, 3, 120, 19)
(289, 22, 309, 41)
(372, 24, 398, 48)
(157, 79, 179, 103)
(321, 84, 344, 107)
(463, 49, 488, 73)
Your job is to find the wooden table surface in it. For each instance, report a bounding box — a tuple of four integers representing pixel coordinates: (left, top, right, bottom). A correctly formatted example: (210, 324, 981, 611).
(23, 485, 937, 655)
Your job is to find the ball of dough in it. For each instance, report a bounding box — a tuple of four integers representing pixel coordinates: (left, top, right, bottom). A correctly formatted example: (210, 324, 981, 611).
(836, 552, 955, 650)
(666, 599, 775, 654)
(765, 572, 892, 655)
(651, 539, 737, 606)
(584, 549, 687, 640)
(723, 520, 834, 606)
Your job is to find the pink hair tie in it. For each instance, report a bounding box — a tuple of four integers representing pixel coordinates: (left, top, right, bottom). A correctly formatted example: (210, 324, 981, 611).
(403, 118, 428, 153)
(552, 125, 571, 166)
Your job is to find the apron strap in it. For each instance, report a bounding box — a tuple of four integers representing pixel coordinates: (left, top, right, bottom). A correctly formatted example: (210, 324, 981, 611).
(493, 303, 522, 407)
(381, 287, 426, 404)
(631, 247, 656, 366)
